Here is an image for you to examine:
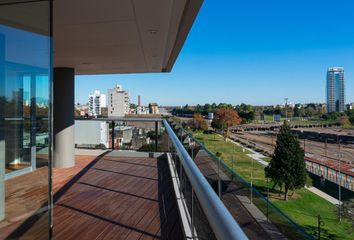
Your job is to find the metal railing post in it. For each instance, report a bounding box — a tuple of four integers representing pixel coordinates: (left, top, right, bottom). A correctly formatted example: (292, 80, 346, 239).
(155, 121, 158, 152)
(191, 145, 194, 160)
(232, 144, 235, 180)
(251, 156, 253, 203)
(168, 129, 170, 152)
(218, 157, 221, 198)
(180, 127, 183, 143)
(180, 157, 184, 191)
(191, 188, 195, 239)
(111, 121, 115, 150)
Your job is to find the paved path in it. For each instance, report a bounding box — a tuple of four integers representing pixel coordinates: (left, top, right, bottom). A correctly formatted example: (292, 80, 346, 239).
(225, 137, 342, 205)
(305, 186, 342, 205)
(247, 153, 269, 166)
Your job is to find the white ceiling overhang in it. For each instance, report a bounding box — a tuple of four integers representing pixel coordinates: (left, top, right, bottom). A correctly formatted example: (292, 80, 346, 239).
(53, 0, 203, 74)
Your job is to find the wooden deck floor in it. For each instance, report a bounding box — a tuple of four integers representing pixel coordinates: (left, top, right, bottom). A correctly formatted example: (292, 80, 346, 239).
(1, 155, 98, 240)
(3, 153, 182, 240)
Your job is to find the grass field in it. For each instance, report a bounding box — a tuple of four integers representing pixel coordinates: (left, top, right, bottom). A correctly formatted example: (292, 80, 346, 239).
(194, 133, 353, 240)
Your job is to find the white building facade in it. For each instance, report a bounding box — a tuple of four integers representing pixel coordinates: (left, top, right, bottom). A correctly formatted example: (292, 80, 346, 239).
(108, 85, 130, 117)
(88, 90, 106, 117)
(75, 121, 109, 148)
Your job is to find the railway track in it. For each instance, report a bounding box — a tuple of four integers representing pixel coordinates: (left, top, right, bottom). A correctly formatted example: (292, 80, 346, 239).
(232, 132, 354, 164)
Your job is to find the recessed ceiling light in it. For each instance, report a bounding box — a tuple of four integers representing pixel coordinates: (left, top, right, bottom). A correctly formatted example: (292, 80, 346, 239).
(149, 30, 158, 35)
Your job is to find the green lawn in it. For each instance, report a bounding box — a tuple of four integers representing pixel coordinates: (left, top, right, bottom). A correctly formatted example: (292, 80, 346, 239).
(194, 133, 354, 240)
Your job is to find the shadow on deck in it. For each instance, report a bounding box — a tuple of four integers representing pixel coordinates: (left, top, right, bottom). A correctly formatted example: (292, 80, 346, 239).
(5, 151, 183, 240)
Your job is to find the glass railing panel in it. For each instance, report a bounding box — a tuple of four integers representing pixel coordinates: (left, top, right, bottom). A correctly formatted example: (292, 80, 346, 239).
(168, 145, 217, 240)
(173, 123, 313, 240)
(74, 119, 168, 152)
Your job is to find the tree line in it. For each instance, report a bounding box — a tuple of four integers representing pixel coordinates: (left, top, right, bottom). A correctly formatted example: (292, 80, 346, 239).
(173, 102, 354, 126)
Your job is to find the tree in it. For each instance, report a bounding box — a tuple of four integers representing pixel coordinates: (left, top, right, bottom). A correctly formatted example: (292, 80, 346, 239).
(323, 111, 343, 121)
(342, 199, 354, 227)
(347, 109, 354, 125)
(193, 113, 208, 131)
(237, 103, 255, 123)
(212, 107, 241, 139)
(130, 103, 137, 109)
(339, 116, 351, 127)
(265, 123, 307, 200)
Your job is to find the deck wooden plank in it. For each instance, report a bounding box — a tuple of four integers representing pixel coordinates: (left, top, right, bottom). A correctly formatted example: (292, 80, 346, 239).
(53, 155, 181, 240)
(2, 154, 182, 240)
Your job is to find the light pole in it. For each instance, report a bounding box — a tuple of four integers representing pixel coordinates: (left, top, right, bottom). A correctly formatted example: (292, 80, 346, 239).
(250, 155, 254, 203)
(266, 177, 269, 222)
(337, 136, 342, 222)
(232, 143, 235, 171)
(285, 98, 288, 122)
(325, 138, 327, 158)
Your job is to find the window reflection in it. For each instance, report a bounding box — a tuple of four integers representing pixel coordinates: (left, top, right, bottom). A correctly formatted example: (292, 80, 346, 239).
(0, 1, 51, 239)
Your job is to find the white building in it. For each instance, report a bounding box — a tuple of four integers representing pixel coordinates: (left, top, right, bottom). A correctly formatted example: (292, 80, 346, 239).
(75, 120, 109, 148)
(137, 106, 149, 114)
(88, 90, 106, 117)
(100, 94, 107, 108)
(108, 85, 130, 117)
(148, 103, 159, 114)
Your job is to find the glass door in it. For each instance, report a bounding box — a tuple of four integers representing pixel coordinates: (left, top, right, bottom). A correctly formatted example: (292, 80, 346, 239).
(0, 1, 51, 239)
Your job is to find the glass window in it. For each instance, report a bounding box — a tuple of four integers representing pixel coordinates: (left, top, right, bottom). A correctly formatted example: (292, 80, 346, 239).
(0, 1, 51, 239)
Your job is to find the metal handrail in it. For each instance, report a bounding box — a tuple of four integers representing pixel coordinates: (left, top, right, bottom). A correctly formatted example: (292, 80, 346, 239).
(74, 117, 163, 122)
(163, 119, 248, 240)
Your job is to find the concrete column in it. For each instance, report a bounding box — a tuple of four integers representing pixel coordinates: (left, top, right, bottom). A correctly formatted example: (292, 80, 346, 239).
(0, 34, 5, 221)
(53, 68, 75, 168)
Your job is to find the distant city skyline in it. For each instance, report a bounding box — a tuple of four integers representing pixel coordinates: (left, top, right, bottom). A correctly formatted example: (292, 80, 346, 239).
(76, 1, 354, 106)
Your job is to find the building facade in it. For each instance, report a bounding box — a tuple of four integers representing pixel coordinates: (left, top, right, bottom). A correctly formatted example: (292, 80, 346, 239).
(149, 103, 159, 114)
(88, 90, 106, 117)
(107, 85, 130, 117)
(75, 120, 109, 148)
(327, 67, 345, 113)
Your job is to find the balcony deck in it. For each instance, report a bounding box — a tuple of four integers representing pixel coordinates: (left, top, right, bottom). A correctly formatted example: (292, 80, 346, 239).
(3, 151, 182, 240)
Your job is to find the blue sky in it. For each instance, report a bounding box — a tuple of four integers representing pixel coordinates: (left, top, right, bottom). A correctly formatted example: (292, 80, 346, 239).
(76, 0, 354, 106)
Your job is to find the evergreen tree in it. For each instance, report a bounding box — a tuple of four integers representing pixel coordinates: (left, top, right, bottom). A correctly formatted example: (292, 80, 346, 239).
(265, 122, 307, 200)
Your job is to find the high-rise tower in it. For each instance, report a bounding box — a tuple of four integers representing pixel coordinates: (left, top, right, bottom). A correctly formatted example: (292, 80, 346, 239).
(326, 67, 345, 113)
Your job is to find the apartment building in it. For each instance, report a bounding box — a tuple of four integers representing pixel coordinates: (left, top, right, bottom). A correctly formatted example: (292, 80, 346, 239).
(107, 85, 130, 117)
(88, 90, 106, 117)
(149, 103, 159, 114)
